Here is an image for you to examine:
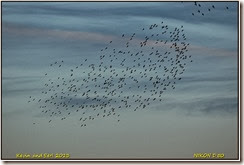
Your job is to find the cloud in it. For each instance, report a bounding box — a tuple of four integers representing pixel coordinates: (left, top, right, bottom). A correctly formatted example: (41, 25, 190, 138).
(185, 97, 238, 116)
(188, 44, 237, 57)
(2, 22, 116, 43)
(2, 2, 238, 26)
(153, 96, 238, 116)
(2, 76, 44, 97)
(3, 21, 237, 59)
(2, 2, 238, 119)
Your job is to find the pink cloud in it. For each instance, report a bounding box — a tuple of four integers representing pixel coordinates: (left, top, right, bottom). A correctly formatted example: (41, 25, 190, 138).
(3, 23, 236, 57)
(3, 23, 115, 42)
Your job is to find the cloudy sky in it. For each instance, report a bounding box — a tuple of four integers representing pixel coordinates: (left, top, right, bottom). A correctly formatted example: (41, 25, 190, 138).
(2, 2, 238, 160)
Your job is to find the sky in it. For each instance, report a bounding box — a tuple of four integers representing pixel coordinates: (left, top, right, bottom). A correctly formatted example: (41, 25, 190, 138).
(2, 2, 239, 160)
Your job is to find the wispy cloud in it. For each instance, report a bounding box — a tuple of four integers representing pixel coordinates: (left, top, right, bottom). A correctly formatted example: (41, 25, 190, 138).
(153, 96, 237, 116)
(3, 22, 116, 43)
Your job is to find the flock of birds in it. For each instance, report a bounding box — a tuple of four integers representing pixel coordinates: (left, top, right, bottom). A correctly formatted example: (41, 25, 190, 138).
(182, 1, 231, 16)
(29, 21, 191, 127)
(28, 2, 232, 127)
